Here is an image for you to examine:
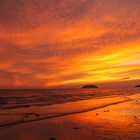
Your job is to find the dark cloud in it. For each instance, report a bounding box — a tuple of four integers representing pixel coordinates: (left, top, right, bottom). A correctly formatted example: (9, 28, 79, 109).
(0, 0, 95, 31)
(0, 0, 140, 31)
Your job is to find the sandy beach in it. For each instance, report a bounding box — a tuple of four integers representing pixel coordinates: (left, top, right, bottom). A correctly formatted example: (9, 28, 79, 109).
(0, 93, 140, 140)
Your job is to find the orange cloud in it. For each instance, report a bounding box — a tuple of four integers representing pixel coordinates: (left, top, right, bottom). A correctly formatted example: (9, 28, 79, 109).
(0, 0, 140, 88)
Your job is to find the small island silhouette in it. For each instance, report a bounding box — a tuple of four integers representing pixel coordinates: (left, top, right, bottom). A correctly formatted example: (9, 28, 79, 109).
(82, 84, 98, 88)
(135, 85, 140, 87)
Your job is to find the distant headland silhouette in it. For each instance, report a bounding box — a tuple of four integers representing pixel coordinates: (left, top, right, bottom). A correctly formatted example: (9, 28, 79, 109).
(135, 85, 140, 87)
(82, 85, 98, 88)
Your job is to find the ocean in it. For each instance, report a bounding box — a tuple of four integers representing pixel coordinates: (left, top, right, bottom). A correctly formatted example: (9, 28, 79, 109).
(0, 87, 140, 128)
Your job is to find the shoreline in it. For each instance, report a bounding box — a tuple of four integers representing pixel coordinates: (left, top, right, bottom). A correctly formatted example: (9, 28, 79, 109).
(0, 98, 132, 128)
(0, 93, 140, 140)
(0, 94, 134, 128)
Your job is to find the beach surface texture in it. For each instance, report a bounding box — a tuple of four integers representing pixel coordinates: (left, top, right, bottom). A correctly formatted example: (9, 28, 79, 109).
(0, 88, 140, 140)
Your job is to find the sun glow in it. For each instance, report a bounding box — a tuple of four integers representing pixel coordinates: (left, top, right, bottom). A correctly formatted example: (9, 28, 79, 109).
(0, 1, 140, 88)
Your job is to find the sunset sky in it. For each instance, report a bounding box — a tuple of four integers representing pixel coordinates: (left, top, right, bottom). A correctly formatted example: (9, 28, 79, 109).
(0, 0, 140, 88)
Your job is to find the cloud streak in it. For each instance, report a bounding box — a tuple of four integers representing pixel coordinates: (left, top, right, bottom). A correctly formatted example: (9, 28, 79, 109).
(0, 0, 140, 88)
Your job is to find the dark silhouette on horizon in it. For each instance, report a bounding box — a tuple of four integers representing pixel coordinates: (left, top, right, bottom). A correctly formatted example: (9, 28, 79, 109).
(82, 85, 98, 88)
(135, 85, 140, 87)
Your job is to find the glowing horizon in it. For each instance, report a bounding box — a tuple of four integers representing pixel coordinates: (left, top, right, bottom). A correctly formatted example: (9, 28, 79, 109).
(0, 0, 140, 88)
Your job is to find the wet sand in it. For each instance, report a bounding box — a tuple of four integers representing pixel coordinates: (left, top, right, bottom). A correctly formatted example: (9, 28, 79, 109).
(0, 94, 140, 140)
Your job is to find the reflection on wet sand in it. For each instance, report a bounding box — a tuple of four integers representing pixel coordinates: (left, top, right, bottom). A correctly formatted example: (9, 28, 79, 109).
(0, 95, 131, 127)
(0, 93, 140, 140)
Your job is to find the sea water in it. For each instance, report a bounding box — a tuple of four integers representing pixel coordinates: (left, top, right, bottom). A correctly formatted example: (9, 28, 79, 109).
(0, 88, 140, 127)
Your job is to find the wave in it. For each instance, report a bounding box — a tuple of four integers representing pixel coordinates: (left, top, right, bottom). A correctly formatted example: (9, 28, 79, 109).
(0, 95, 133, 128)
